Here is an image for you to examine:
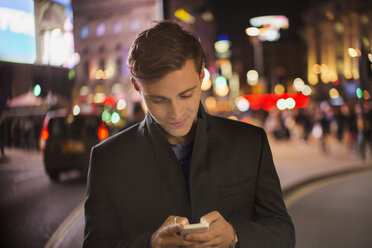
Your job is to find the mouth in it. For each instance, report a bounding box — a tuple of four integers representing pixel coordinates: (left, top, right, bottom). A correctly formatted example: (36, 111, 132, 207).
(168, 118, 188, 127)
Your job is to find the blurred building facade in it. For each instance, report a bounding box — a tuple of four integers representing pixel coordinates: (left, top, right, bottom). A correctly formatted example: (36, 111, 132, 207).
(303, 0, 372, 103)
(71, 0, 220, 126)
(71, 0, 162, 116)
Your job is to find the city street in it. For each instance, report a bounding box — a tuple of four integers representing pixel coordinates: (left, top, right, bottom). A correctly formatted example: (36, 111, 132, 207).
(57, 135, 372, 248)
(1, 135, 372, 248)
(0, 148, 86, 248)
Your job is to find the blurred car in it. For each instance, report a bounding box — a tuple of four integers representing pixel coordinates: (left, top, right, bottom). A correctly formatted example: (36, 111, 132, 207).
(40, 109, 109, 181)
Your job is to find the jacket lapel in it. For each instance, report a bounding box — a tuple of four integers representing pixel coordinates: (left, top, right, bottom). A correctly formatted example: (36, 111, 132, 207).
(144, 112, 191, 214)
(188, 104, 212, 222)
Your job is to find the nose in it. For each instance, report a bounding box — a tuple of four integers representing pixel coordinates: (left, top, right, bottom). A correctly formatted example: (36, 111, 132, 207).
(168, 99, 184, 120)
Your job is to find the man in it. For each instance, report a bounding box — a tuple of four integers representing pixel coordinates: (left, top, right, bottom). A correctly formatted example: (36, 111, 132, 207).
(84, 20, 295, 248)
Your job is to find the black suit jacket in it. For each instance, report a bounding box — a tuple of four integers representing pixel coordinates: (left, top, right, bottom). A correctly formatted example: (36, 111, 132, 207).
(83, 105, 295, 247)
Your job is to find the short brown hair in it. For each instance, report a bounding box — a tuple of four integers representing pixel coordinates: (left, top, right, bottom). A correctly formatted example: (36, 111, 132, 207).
(127, 20, 205, 83)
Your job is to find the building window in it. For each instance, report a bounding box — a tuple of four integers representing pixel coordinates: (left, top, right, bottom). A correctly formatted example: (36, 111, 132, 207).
(99, 58, 105, 70)
(130, 19, 140, 32)
(113, 20, 122, 34)
(84, 61, 90, 79)
(116, 57, 122, 76)
(83, 47, 89, 55)
(96, 23, 105, 37)
(98, 45, 105, 54)
(115, 43, 122, 51)
(81, 25, 89, 39)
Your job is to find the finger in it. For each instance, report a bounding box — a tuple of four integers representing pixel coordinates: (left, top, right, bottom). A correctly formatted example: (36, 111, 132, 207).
(175, 216, 190, 225)
(200, 211, 221, 224)
(164, 215, 178, 226)
(188, 238, 219, 248)
(160, 234, 199, 247)
(160, 223, 185, 236)
(184, 230, 216, 243)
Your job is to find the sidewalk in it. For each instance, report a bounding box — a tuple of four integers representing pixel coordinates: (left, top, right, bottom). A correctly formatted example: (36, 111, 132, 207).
(269, 135, 372, 190)
(54, 136, 372, 248)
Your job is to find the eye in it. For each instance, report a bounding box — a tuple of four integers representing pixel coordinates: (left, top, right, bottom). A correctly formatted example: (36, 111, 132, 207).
(180, 94, 192, 99)
(151, 98, 167, 104)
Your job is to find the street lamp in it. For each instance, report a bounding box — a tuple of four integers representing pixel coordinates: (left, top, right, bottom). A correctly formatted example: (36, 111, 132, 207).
(245, 15, 289, 93)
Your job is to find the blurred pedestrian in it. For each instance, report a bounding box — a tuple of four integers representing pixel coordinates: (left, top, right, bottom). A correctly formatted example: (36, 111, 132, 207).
(0, 117, 5, 156)
(11, 118, 21, 147)
(295, 108, 313, 143)
(84, 20, 294, 248)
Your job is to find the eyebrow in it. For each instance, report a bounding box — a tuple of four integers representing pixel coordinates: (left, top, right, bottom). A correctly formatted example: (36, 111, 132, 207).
(148, 86, 198, 99)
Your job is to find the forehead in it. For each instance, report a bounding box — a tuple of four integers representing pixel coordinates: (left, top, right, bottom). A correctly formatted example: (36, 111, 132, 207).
(140, 59, 200, 97)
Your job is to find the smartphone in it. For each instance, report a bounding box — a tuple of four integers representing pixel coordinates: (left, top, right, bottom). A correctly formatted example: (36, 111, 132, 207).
(181, 223, 209, 236)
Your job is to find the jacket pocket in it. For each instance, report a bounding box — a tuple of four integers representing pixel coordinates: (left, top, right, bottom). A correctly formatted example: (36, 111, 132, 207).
(219, 179, 251, 198)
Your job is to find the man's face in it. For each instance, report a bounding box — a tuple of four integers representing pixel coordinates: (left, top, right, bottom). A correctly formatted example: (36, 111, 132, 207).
(133, 59, 204, 144)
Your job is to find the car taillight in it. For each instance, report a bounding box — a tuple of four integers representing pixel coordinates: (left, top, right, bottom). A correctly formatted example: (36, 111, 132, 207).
(40, 128, 49, 151)
(98, 126, 108, 140)
(41, 129, 49, 141)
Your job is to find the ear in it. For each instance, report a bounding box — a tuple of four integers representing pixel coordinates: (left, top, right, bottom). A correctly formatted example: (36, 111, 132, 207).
(131, 77, 141, 92)
(199, 65, 205, 82)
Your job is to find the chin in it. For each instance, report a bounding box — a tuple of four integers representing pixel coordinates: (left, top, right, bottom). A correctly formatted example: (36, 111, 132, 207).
(166, 122, 193, 138)
(166, 128, 189, 138)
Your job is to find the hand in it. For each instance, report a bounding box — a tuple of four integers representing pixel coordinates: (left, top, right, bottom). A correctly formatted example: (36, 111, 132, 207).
(184, 211, 235, 248)
(151, 215, 198, 248)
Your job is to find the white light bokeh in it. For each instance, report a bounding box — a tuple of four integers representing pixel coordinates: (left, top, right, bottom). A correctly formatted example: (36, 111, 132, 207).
(235, 97, 250, 112)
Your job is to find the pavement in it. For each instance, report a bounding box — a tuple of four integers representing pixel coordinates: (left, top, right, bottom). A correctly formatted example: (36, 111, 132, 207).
(49, 135, 372, 248)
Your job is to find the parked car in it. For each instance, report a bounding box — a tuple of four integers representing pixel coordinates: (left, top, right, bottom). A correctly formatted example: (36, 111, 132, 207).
(40, 109, 109, 181)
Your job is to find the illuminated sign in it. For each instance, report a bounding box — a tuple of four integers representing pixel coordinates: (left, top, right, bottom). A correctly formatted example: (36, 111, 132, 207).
(40, 2, 76, 68)
(248, 15, 289, 42)
(0, 0, 36, 63)
(250, 16, 289, 30)
(51, 0, 70, 6)
(243, 93, 309, 111)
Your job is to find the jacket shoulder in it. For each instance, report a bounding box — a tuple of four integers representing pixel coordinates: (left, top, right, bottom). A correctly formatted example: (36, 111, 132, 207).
(207, 114, 264, 137)
(93, 123, 145, 153)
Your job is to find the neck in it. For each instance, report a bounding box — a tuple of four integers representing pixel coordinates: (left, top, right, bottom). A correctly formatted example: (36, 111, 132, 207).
(167, 123, 196, 146)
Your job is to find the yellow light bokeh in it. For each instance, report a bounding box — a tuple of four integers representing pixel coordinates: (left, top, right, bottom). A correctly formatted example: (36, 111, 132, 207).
(95, 69, 104, 80)
(352, 69, 360, 79)
(329, 88, 339, 99)
(313, 64, 321, 74)
(321, 73, 330, 83)
(363, 90, 370, 100)
(274, 84, 285, 94)
(308, 74, 318, 85)
(174, 9, 195, 24)
(205, 96, 217, 111)
(93, 93, 105, 103)
(214, 85, 230, 97)
(201, 79, 212, 91)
